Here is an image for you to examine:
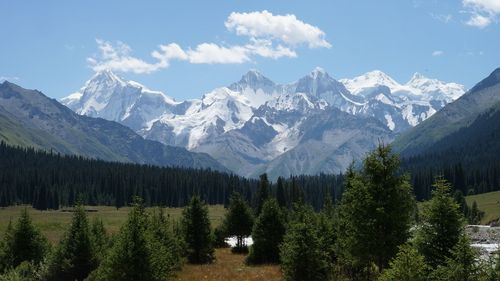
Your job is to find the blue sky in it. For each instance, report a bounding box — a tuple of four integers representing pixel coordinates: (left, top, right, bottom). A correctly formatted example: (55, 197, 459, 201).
(1, 0, 499, 100)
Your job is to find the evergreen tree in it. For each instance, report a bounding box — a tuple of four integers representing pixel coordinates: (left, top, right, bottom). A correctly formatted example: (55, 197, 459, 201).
(46, 204, 96, 281)
(92, 198, 153, 281)
(280, 206, 328, 281)
(247, 198, 286, 264)
(254, 174, 270, 216)
(416, 178, 463, 268)
(89, 217, 108, 261)
(222, 193, 253, 252)
(378, 244, 428, 281)
(468, 200, 483, 225)
(336, 145, 415, 273)
(0, 220, 14, 273)
(433, 234, 482, 281)
(146, 208, 181, 281)
(5, 208, 49, 268)
(319, 195, 337, 267)
(181, 195, 214, 264)
(276, 176, 287, 208)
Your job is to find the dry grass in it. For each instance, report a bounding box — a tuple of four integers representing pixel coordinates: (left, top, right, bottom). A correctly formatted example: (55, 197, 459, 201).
(175, 248, 282, 281)
(0, 205, 226, 244)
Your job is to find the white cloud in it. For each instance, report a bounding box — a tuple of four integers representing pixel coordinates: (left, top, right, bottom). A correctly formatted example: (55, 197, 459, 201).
(88, 40, 174, 74)
(465, 13, 492, 28)
(432, 50, 444, 56)
(463, 0, 500, 28)
(244, 38, 297, 59)
(88, 11, 330, 73)
(187, 43, 250, 64)
(225, 10, 331, 48)
(430, 13, 453, 23)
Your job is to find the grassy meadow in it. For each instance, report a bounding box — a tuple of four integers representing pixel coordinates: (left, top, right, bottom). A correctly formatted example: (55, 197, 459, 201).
(465, 190, 500, 224)
(0, 205, 226, 244)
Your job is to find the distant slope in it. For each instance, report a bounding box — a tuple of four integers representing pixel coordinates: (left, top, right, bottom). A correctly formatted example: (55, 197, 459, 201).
(466, 191, 500, 225)
(393, 68, 500, 157)
(0, 81, 227, 171)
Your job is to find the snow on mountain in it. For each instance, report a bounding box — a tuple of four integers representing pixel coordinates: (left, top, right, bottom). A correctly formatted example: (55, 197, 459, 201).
(338, 70, 466, 131)
(63, 68, 465, 178)
(61, 70, 179, 132)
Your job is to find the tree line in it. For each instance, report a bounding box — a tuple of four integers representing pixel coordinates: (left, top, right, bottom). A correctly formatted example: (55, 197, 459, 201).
(0, 141, 344, 210)
(1, 144, 499, 280)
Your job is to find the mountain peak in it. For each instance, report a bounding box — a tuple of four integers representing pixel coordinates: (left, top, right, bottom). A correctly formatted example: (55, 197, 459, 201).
(228, 69, 276, 92)
(89, 69, 125, 86)
(409, 72, 427, 82)
(310, 67, 328, 79)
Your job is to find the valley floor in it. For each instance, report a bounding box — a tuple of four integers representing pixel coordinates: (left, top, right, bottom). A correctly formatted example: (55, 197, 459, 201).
(175, 248, 282, 281)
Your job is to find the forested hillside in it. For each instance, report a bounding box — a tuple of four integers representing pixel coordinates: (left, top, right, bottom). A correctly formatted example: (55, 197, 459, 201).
(0, 142, 343, 210)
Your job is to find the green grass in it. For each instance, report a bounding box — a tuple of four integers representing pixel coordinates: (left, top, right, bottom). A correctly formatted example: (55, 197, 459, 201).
(0, 205, 226, 244)
(465, 190, 500, 225)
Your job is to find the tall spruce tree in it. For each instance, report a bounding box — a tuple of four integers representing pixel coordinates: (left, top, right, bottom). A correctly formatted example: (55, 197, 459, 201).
(336, 145, 415, 273)
(276, 177, 287, 208)
(254, 173, 270, 216)
(222, 193, 254, 251)
(5, 208, 49, 268)
(46, 204, 96, 281)
(378, 244, 428, 281)
(247, 198, 286, 264)
(146, 208, 182, 281)
(416, 178, 463, 268)
(280, 205, 328, 281)
(181, 195, 214, 264)
(92, 198, 153, 281)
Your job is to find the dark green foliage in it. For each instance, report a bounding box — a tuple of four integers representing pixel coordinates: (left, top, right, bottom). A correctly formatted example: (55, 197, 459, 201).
(1, 208, 49, 269)
(146, 208, 182, 281)
(431, 234, 482, 281)
(247, 199, 286, 264)
(212, 225, 228, 248)
(0, 141, 347, 210)
(468, 200, 484, 224)
(416, 178, 463, 268)
(92, 198, 153, 281)
(0, 141, 258, 209)
(89, 217, 108, 261)
(46, 204, 96, 281)
(254, 173, 270, 216)
(276, 176, 286, 208)
(181, 196, 214, 264)
(280, 206, 328, 281)
(318, 195, 337, 267)
(400, 106, 500, 200)
(378, 244, 428, 281)
(336, 145, 415, 273)
(222, 193, 253, 252)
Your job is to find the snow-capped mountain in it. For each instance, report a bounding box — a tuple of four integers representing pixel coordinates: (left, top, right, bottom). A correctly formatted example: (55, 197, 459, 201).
(61, 70, 179, 132)
(62, 68, 465, 179)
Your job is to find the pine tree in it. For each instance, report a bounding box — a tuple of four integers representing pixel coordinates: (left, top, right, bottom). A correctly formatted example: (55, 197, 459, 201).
(222, 192, 254, 252)
(0, 220, 14, 273)
(6, 208, 49, 268)
(146, 208, 181, 281)
(468, 200, 483, 225)
(433, 234, 482, 281)
(336, 145, 415, 273)
(276, 177, 287, 208)
(46, 204, 96, 281)
(247, 198, 286, 264)
(89, 217, 108, 261)
(416, 178, 463, 268)
(181, 195, 214, 264)
(378, 244, 428, 281)
(254, 174, 270, 216)
(92, 197, 153, 281)
(280, 206, 328, 281)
